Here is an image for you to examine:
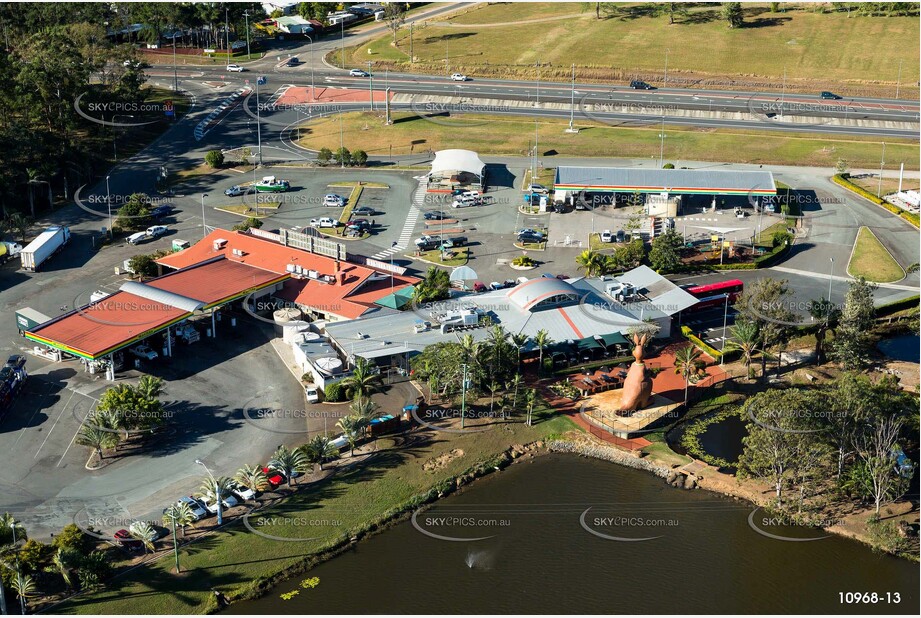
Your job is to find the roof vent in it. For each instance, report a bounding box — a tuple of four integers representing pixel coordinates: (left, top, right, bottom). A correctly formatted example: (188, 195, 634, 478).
(213, 239, 228, 250)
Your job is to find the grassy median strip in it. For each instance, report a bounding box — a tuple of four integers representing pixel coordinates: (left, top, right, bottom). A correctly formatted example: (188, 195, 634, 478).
(60, 413, 577, 614)
(328, 181, 390, 189)
(848, 226, 905, 283)
(297, 112, 918, 171)
(413, 247, 470, 267)
(339, 186, 363, 224)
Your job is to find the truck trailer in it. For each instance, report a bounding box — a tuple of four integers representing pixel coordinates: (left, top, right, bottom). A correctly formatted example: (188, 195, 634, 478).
(20, 226, 71, 271)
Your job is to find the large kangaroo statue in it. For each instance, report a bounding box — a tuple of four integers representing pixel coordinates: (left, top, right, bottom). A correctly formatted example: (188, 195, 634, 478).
(619, 331, 654, 413)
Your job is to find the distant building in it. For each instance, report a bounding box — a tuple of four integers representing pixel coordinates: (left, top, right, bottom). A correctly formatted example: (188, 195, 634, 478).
(262, 1, 299, 16)
(273, 15, 314, 34)
(427, 149, 487, 193)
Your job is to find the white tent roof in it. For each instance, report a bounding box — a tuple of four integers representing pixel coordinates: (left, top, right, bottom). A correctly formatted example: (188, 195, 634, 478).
(430, 150, 486, 176)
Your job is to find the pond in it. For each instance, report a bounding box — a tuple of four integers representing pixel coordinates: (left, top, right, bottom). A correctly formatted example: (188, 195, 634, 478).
(877, 334, 920, 363)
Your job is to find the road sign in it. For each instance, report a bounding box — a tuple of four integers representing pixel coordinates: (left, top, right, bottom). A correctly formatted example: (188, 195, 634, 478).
(164, 100, 174, 117)
(257, 76, 267, 86)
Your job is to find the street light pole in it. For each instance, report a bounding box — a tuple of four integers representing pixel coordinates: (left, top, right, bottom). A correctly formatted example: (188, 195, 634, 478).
(568, 63, 575, 131)
(460, 363, 467, 428)
(658, 116, 666, 166)
(896, 59, 903, 99)
(877, 142, 886, 197)
(224, 7, 230, 61)
(172, 29, 178, 92)
(195, 459, 223, 525)
(256, 77, 263, 165)
(243, 10, 251, 59)
(106, 175, 112, 233)
(305, 34, 315, 97)
(536, 57, 540, 106)
(201, 193, 208, 238)
(664, 48, 669, 85)
(390, 241, 398, 292)
(720, 293, 729, 366)
(827, 257, 834, 303)
(368, 60, 374, 111)
(780, 66, 786, 119)
(340, 20, 344, 69)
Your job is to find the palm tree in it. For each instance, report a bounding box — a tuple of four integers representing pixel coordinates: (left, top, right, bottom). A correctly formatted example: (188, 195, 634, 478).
(486, 325, 508, 374)
(135, 375, 164, 401)
(76, 422, 119, 460)
(806, 298, 840, 365)
(524, 388, 538, 426)
(510, 333, 529, 366)
(234, 464, 269, 495)
(50, 548, 75, 589)
(336, 414, 368, 457)
(0, 513, 27, 616)
(9, 572, 36, 614)
(673, 345, 703, 404)
(129, 521, 157, 555)
(301, 435, 339, 472)
(506, 373, 524, 418)
(576, 249, 605, 276)
(342, 357, 383, 399)
(25, 168, 43, 218)
(199, 475, 234, 525)
(4, 212, 32, 244)
(269, 445, 308, 486)
(487, 381, 502, 417)
(162, 502, 194, 573)
(533, 329, 553, 376)
(723, 320, 761, 379)
(349, 396, 379, 421)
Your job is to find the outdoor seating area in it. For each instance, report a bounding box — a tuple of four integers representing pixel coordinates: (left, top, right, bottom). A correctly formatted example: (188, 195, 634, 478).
(566, 364, 630, 397)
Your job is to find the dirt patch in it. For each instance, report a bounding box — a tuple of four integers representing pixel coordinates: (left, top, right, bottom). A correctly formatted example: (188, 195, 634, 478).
(423, 448, 465, 472)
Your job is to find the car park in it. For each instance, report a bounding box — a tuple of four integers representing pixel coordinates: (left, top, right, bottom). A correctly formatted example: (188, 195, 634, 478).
(451, 73, 468, 81)
(310, 217, 339, 228)
(349, 68, 369, 77)
(423, 210, 448, 220)
(324, 194, 345, 207)
(630, 80, 654, 90)
(146, 225, 168, 238)
(600, 230, 613, 243)
(226, 64, 244, 72)
(820, 91, 841, 100)
(127, 231, 149, 245)
(129, 344, 158, 360)
(351, 206, 376, 216)
(225, 185, 246, 197)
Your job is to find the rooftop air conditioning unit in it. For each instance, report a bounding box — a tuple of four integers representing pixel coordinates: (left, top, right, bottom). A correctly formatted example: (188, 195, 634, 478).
(231, 248, 245, 257)
(213, 239, 228, 250)
(286, 264, 297, 273)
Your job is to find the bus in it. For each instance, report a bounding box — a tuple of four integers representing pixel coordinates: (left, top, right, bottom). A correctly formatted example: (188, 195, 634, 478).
(684, 279, 744, 311)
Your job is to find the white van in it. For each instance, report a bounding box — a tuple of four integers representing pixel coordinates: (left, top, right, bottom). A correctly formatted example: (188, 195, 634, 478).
(147, 225, 168, 238)
(127, 231, 149, 245)
(452, 195, 477, 208)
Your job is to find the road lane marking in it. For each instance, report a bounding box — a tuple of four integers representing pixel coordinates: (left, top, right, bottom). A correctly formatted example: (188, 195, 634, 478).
(35, 389, 77, 459)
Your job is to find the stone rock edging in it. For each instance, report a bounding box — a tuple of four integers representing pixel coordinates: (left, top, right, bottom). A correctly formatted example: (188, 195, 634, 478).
(547, 439, 670, 479)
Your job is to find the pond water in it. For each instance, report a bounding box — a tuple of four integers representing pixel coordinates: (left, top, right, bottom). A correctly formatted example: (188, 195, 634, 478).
(228, 454, 918, 615)
(877, 334, 920, 363)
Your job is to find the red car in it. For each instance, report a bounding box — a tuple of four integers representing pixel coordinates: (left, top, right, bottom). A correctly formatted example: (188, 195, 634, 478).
(113, 529, 142, 551)
(473, 281, 487, 293)
(262, 466, 285, 488)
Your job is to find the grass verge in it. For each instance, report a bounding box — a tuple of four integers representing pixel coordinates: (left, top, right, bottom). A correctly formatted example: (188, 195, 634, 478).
(848, 226, 905, 283)
(413, 247, 470, 267)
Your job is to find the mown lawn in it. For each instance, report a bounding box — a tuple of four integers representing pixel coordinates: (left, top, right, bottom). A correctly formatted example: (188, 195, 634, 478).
(848, 226, 906, 282)
(296, 111, 919, 170)
(58, 410, 577, 615)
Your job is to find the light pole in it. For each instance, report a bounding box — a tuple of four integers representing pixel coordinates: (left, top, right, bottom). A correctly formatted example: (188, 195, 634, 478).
(368, 60, 374, 111)
(256, 75, 265, 165)
(172, 28, 178, 92)
(224, 6, 230, 61)
(460, 363, 467, 428)
(780, 66, 786, 119)
(201, 193, 208, 238)
(568, 63, 575, 131)
(877, 142, 886, 197)
(409, 22, 413, 63)
(304, 34, 315, 97)
(720, 293, 729, 366)
(339, 111, 344, 168)
(243, 10, 251, 59)
(896, 59, 902, 98)
(195, 458, 223, 525)
(827, 257, 834, 303)
(658, 116, 666, 167)
(664, 48, 669, 85)
(106, 175, 112, 233)
(390, 241, 398, 291)
(536, 57, 540, 106)
(112, 114, 135, 161)
(340, 20, 344, 69)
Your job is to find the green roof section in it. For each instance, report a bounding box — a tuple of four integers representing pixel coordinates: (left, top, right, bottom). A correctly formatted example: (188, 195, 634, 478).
(374, 286, 415, 310)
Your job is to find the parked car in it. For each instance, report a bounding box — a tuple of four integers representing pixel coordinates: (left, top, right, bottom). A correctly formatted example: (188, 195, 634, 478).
(201, 491, 239, 514)
(346, 219, 371, 231)
(451, 73, 468, 82)
(630, 80, 654, 90)
(473, 281, 487, 293)
(551, 202, 567, 214)
(6, 355, 26, 369)
(310, 217, 339, 228)
(516, 228, 544, 238)
(351, 206, 376, 216)
(615, 230, 626, 243)
(129, 344, 158, 361)
(305, 385, 320, 403)
(286, 57, 300, 66)
(600, 230, 613, 243)
(415, 235, 443, 251)
(225, 185, 246, 197)
(113, 529, 142, 551)
(226, 64, 245, 72)
(228, 481, 256, 501)
(349, 68, 369, 77)
(170, 497, 208, 521)
(262, 467, 285, 488)
(150, 205, 173, 219)
(146, 225, 168, 238)
(126, 231, 149, 245)
(518, 232, 545, 244)
(423, 210, 448, 220)
(820, 91, 841, 100)
(323, 194, 345, 207)
(525, 183, 548, 194)
(442, 236, 467, 248)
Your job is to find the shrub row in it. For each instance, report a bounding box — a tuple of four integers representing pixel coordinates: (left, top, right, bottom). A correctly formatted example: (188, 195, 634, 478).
(681, 325, 723, 360)
(833, 173, 919, 228)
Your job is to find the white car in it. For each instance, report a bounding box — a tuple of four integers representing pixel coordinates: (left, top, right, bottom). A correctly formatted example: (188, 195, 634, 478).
(228, 481, 256, 501)
(600, 230, 613, 243)
(323, 194, 345, 207)
(226, 64, 245, 72)
(129, 344, 158, 361)
(126, 231, 149, 245)
(305, 385, 320, 403)
(146, 225, 168, 238)
(525, 183, 548, 194)
(171, 497, 207, 521)
(310, 217, 338, 228)
(201, 492, 239, 514)
(451, 73, 468, 82)
(349, 68, 369, 77)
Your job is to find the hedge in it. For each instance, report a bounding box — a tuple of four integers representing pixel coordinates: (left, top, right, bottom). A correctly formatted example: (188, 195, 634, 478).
(833, 173, 920, 228)
(874, 294, 920, 317)
(681, 325, 723, 360)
